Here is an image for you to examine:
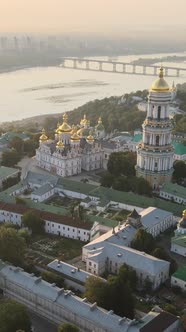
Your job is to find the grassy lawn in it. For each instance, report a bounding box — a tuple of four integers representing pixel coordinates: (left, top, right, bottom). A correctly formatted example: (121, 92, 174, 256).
(113, 209, 130, 221)
(29, 234, 84, 262)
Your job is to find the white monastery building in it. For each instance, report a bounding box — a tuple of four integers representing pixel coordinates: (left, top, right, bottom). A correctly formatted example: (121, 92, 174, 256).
(36, 114, 104, 177)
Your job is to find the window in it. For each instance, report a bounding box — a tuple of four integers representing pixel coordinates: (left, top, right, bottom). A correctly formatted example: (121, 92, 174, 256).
(156, 135, 159, 146)
(157, 106, 161, 120)
(89, 262, 92, 266)
(63, 226, 65, 230)
(52, 224, 54, 227)
(73, 229, 75, 232)
(67, 228, 70, 231)
(58, 225, 60, 229)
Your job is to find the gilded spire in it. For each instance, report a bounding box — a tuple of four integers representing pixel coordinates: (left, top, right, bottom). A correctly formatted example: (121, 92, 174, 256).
(58, 113, 71, 132)
(159, 67, 164, 78)
(39, 129, 48, 142)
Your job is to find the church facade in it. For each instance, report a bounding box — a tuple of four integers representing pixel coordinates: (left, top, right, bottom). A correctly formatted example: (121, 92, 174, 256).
(35, 114, 104, 177)
(136, 68, 174, 189)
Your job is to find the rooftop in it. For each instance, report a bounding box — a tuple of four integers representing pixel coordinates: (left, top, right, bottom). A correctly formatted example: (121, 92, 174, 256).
(171, 235, 186, 248)
(172, 141, 186, 155)
(140, 207, 173, 229)
(48, 259, 104, 284)
(87, 242, 170, 276)
(172, 265, 186, 282)
(160, 182, 186, 199)
(0, 166, 19, 181)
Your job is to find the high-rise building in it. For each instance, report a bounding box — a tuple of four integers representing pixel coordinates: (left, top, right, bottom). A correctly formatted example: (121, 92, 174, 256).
(136, 68, 174, 190)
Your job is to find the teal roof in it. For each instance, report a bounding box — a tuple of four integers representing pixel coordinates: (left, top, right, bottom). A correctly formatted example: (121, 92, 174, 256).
(172, 266, 186, 282)
(171, 235, 186, 248)
(161, 182, 186, 199)
(131, 134, 142, 142)
(95, 123, 104, 131)
(0, 166, 19, 181)
(172, 141, 186, 155)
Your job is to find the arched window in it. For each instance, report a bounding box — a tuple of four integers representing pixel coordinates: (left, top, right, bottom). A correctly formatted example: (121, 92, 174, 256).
(158, 106, 161, 120)
(156, 135, 159, 146)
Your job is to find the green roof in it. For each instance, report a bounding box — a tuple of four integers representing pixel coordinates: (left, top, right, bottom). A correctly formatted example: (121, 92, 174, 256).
(88, 214, 118, 228)
(171, 235, 186, 248)
(88, 186, 183, 216)
(0, 166, 19, 181)
(57, 178, 97, 195)
(161, 182, 186, 199)
(172, 141, 186, 155)
(173, 266, 186, 282)
(131, 134, 142, 142)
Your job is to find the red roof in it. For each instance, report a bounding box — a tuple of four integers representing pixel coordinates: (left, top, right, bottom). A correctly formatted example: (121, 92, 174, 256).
(0, 201, 92, 230)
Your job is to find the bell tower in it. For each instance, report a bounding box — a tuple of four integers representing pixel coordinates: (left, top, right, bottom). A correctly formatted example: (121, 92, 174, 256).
(136, 68, 174, 190)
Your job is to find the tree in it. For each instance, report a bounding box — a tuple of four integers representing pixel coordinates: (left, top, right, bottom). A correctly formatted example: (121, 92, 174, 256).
(162, 304, 179, 316)
(22, 211, 45, 234)
(58, 323, 79, 332)
(100, 172, 114, 188)
(131, 229, 155, 254)
(152, 247, 177, 274)
(107, 152, 136, 177)
(0, 227, 26, 265)
(1, 150, 21, 167)
(84, 276, 108, 305)
(9, 137, 24, 154)
(143, 276, 153, 293)
(84, 268, 135, 319)
(0, 299, 31, 332)
(41, 270, 64, 288)
(2, 171, 21, 190)
(24, 139, 38, 157)
(173, 160, 186, 183)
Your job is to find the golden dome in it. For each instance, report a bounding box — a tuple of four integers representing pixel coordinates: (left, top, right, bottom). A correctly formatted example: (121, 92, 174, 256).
(58, 113, 71, 133)
(80, 114, 88, 126)
(182, 210, 186, 218)
(39, 129, 48, 142)
(86, 131, 94, 142)
(150, 67, 170, 92)
(71, 131, 80, 142)
(56, 140, 64, 148)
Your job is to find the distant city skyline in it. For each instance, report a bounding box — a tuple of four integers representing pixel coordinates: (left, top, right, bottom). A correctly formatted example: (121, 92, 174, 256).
(0, 0, 186, 34)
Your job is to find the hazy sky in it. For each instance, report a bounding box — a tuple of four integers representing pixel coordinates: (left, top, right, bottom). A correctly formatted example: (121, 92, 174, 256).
(0, 0, 186, 34)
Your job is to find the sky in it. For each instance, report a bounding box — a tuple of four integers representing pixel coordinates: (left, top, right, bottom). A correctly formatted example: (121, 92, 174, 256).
(0, 0, 186, 34)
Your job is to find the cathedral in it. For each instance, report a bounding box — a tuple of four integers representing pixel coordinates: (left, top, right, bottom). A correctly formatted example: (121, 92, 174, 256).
(35, 114, 105, 177)
(136, 68, 174, 189)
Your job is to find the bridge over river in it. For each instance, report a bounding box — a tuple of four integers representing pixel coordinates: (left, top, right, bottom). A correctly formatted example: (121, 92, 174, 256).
(61, 57, 186, 77)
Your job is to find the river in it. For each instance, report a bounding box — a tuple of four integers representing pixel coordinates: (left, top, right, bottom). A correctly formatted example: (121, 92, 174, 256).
(0, 51, 186, 123)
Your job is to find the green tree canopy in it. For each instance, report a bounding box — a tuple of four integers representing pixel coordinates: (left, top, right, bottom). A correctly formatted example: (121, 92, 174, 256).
(84, 266, 135, 319)
(0, 226, 26, 265)
(9, 137, 24, 154)
(1, 150, 21, 167)
(58, 323, 79, 332)
(107, 152, 136, 176)
(0, 299, 31, 332)
(131, 229, 155, 254)
(22, 211, 45, 234)
(173, 160, 186, 183)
